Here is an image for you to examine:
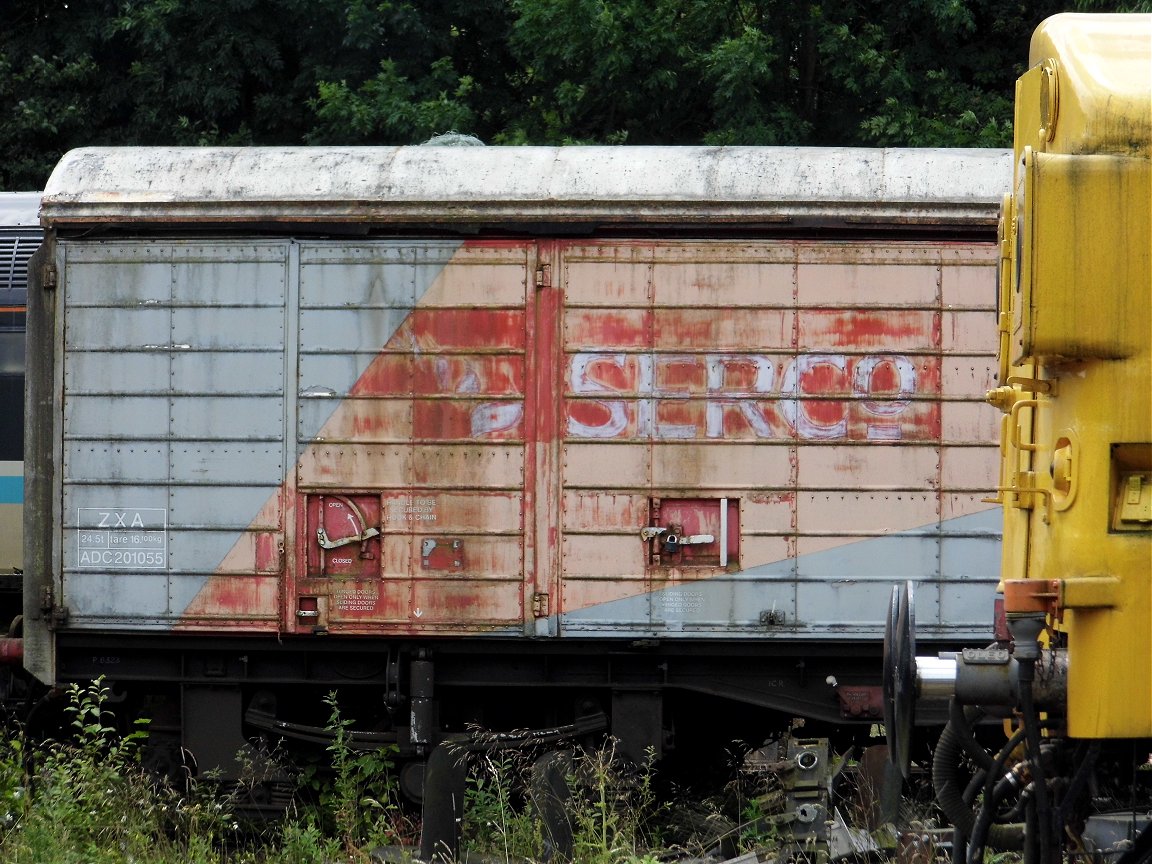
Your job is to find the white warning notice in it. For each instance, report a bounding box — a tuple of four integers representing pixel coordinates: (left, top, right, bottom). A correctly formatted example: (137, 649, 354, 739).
(77, 507, 168, 569)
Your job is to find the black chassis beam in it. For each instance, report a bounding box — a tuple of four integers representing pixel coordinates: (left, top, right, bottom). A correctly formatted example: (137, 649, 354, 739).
(52, 632, 970, 726)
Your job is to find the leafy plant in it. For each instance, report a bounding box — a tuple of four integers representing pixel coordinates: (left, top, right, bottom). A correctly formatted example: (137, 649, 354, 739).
(302, 691, 413, 858)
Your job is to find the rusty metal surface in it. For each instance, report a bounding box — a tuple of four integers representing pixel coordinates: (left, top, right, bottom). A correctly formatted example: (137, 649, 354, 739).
(40, 147, 1010, 227)
(54, 231, 1001, 640)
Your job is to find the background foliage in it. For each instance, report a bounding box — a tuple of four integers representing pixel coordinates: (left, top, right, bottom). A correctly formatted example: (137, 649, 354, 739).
(0, 0, 1145, 189)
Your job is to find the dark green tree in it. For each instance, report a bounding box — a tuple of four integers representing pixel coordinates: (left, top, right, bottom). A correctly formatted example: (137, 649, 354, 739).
(0, 0, 1143, 190)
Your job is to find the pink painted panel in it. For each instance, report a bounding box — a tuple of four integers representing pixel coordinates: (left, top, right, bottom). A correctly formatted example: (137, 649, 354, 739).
(564, 308, 650, 349)
(942, 492, 998, 520)
(796, 491, 939, 535)
(421, 262, 528, 307)
(796, 445, 940, 490)
(352, 356, 525, 397)
(942, 262, 998, 309)
(180, 575, 282, 627)
(740, 493, 798, 533)
(942, 401, 1000, 444)
(941, 310, 997, 354)
(941, 357, 998, 398)
(652, 443, 795, 489)
(379, 535, 523, 579)
(563, 443, 650, 488)
(940, 446, 1000, 491)
(796, 261, 939, 307)
(738, 535, 793, 566)
(564, 259, 651, 306)
(409, 445, 525, 489)
(652, 261, 794, 306)
(561, 577, 647, 613)
(408, 578, 523, 624)
(392, 308, 526, 351)
(797, 309, 939, 351)
(561, 535, 647, 578)
(653, 308, 794, 351)
(380, 491, 523, 533)
(562, 492, 649, 532)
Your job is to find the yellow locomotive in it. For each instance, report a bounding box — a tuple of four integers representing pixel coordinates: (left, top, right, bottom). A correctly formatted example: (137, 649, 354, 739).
(886, 12, 1151, 864)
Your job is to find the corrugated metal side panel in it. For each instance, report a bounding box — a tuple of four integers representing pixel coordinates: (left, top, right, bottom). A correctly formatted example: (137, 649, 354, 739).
(59, 241, 289, 628)
(557, 239, 1000, 640)
(287, 241, 530, 632)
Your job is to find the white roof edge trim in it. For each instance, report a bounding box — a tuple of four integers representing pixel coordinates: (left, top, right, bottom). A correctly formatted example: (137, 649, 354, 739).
(41, 146, 1013, 226)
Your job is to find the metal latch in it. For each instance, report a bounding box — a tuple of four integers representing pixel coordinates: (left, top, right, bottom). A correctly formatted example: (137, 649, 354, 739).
(532, 592, 549, 618)
(640, 526, 714, 547)
(317, 525, 380, 549)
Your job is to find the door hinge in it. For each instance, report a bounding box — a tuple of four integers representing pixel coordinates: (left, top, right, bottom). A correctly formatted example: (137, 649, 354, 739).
(532, 592, 550, 618)
(40, 585, 68, 629)
(41, 262, 57, 290)
(534, 264, 551, 290)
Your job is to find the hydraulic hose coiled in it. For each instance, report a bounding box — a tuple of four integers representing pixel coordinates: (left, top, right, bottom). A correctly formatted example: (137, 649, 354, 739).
(934, 701, 1024, 858)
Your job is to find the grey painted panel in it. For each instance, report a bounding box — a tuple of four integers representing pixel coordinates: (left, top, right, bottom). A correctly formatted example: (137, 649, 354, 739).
(172, 260, 286, 306)
(61, 571, 170, 618)
(64, 443, 169, 484)
(65, 352, 171, 394)
(171, 352, 284, 395)
(300, 241, 459, 266)
(171, 306, 284, 350)
(167, 485, 280, 531)
(169, 396, 283, 440)
(792, 535, 940, 580)
(66, 307, 171, 350)
(169, 445, 284, 486)
(64, 241, 287, 264)
(65, 395, 169, 438)
(939, 580, 996, 635)
(941, 536, 1001, 580)
(299, 262, 417, 308)
(63, 486, 171, 523)
(797, 577, 931, 630)
(299, 308, 411, 353)
(65, 260, 172, 305)
(653, 579, 798, 628)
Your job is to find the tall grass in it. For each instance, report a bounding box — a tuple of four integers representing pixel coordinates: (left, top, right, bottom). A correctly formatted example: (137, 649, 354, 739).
(0, 682, 886, 863)
(0, 681, 406, 864)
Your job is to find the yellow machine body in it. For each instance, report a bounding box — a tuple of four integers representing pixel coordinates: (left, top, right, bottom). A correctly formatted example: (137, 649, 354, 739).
(994, 13, 1152, 738)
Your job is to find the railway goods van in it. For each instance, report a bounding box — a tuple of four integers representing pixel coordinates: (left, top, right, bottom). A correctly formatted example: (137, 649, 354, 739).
(16, 146, 1010, 812)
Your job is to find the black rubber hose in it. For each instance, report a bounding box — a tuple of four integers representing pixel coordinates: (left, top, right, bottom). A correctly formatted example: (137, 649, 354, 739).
(1019, 659, 1055, 864)
(952, 768, 988, 864)
(969, 769, 1026, 864)
(949, 698, 996, 772)
(934, 705, 1025, 857)
(934, 710, 980, 837)
(1025, 784, 1040, 864)
(967, 725, 1029, 864)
